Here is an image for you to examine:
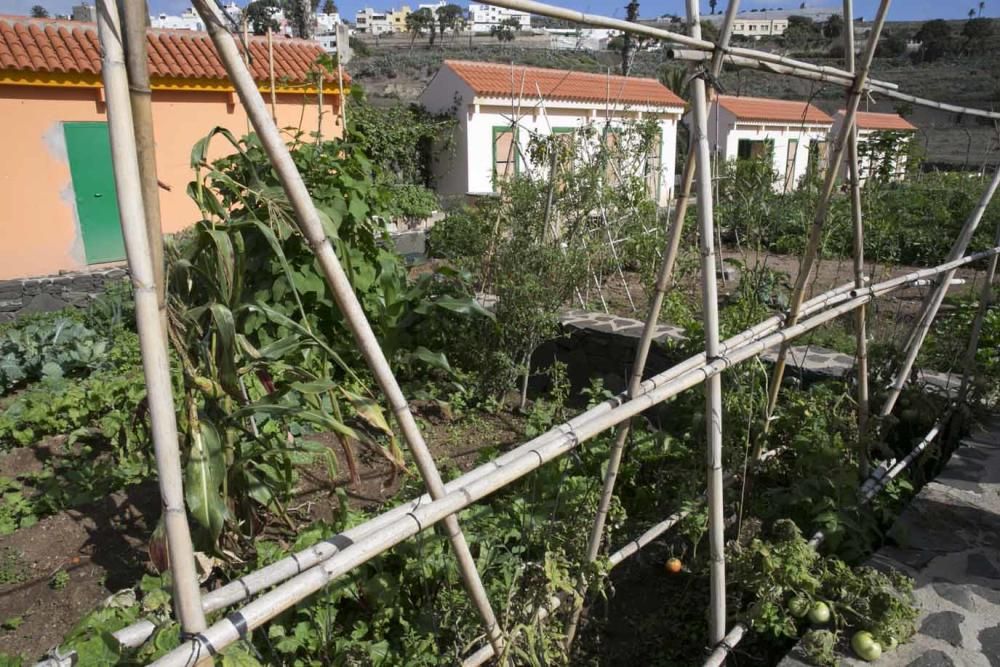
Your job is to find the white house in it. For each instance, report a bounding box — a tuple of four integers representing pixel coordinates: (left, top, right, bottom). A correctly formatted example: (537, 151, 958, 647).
(418, 60, 685, 206)
(702, 95, 834, 192)
(355, 8, 392, 35)
(831, 110, 917, 183)
(467, 3, 531, 33)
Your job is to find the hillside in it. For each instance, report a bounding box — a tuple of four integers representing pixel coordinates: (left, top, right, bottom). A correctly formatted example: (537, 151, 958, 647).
(347, 22, 999, 168)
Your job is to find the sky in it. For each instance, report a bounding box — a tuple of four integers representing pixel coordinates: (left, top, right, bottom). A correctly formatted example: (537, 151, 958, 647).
(0, 0, 994, 22)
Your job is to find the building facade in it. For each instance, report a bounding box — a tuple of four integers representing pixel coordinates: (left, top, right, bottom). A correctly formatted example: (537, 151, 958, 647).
(419, 61, 683, 206)
(355, 8, 393, 35)
(832, 110, 917, 183)
(702, 95, 834, 192)
(0, 16, 343, 280)
(467, 3, 531, 32)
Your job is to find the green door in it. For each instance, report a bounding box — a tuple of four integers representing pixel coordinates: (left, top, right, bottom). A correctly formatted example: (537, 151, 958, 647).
(63, 122, 125, 264)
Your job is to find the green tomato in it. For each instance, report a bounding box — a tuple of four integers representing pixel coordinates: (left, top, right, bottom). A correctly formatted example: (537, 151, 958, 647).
(851, 631, 882, 661)
(788, 596, 810, 618)
(808, 601, 831, 625)
(884, 636, 898, 651)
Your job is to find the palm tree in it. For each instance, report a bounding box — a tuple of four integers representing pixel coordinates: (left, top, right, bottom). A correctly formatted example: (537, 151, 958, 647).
(969, 8, 977, 18)
(979, 1, 985, 16)
(709, 0, 718, 15)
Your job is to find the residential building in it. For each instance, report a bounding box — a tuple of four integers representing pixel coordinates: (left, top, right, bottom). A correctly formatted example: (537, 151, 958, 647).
(702, 8, 839, 39)
(71, 3, 96, 22)
(151, 7, 205, 31)
(419, 61, 684, 206)
(701, 95, 835, 192)
(831, 110, 917, 182)
(355, 8, 392, 35)
(0, 16, 344, 280)
(545, 28, 616, 51)
(388, 5, 412, 33)
(468, 3, 531, 33)
(316, 11, 343, 34)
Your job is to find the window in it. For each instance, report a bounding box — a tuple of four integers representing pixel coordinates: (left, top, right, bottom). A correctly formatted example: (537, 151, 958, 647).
(737, 138, 772, 161)
(645, 131, 663, 201)
(492, 125, 520, 183)
(783, 138, 799, 192)
(807, 139, 829, 180)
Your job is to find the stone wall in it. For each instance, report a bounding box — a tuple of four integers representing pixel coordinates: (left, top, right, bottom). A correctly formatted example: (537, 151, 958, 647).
(0, 267, 127, 324)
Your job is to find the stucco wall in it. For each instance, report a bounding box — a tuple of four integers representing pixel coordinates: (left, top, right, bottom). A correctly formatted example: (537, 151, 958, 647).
(462, 103, 679, 206)
(0, 84, 339, 280)
(704, 106, 831, 191)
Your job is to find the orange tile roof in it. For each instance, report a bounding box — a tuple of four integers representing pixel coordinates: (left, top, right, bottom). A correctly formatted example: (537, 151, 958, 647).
(717, 94, 833, 124)
(0, 15, 342, 87)
(840, 110, 917, 131)
(443, 59, 684, 108)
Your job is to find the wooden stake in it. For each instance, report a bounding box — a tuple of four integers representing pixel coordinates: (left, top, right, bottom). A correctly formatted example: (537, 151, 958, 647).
(267, 28, 277, 123)
(843, 0, 870, 477)
(958, 220, 1000, 403)
(119, 0, 166, 338)
(95, 0, 208, 640)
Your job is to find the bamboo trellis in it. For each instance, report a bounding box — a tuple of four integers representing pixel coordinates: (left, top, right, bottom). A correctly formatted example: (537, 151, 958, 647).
(83, 0, 1000, 665)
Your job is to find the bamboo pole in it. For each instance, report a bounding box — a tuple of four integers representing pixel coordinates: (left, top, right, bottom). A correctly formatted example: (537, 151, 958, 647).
(337, 62, 347, 132)
(563, 0, 743, 649)
(958, 221, 1000, 402)
(684, 0, 728, 645)
(188, 1, 506, 658)
(148, 245, 1000, 665)
(880, 166, 1000, 418)
(843, 0, 870, 477)
(764, 0, 892, 428)
(95, 0, 207, 637)
(118, 0, 166, 337)
(267, 28, 277, 123)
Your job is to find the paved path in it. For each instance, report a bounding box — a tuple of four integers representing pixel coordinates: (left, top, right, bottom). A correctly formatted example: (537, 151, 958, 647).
(781, 413, 1000, 667)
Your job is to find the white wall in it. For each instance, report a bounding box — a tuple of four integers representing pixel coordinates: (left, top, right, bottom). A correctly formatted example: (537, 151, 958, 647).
(705, 105, 831, 191)
(831, 115, 912, 183)
(418, 66, 473, 197)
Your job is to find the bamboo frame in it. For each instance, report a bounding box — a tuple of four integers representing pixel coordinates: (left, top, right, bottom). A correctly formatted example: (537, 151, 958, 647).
(880, 166, 1000, 417)
(188, 0, 506, 659)
(82, 0, 1000, 663)
(764, 0, 892, 427)
(94, 0, 208, 636)
(150, 233, 1000, 665)
(563, 0, 743, 649)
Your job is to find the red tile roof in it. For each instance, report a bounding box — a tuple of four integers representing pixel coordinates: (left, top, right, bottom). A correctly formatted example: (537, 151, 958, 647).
(717, 94, 833, 124)
(0, 15, 341, 87)
(840, 110, 917, 131)
(443, 59, 684, 108)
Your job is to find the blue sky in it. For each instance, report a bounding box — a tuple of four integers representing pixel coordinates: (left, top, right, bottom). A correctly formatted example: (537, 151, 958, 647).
(1, 1, 994, 22)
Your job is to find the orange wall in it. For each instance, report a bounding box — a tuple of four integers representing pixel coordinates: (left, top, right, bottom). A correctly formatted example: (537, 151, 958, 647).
(0, 84, 341, 280)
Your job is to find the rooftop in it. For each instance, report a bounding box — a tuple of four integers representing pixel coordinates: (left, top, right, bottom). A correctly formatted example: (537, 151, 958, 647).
(442, 60, 684, 108)
(0, 15, 340, 88)
(717, 94, 833, 124)
(838, 110, 918, 131)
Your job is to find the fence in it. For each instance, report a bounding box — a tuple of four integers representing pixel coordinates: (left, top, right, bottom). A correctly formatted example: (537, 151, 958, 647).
(82, 0, 1000, 665)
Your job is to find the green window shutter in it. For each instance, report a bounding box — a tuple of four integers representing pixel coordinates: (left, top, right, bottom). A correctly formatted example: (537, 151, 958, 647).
(64, 122, 125, 264)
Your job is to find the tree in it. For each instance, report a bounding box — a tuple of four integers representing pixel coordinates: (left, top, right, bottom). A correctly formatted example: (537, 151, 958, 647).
(980, 1, 986, 17)
(436, 4, 464, 43)
(284, 0, 319, 39)
(914, 19, 953, 61)
(406, 8, 434, 48)
(783, 15, 820, 50)
(875, 29, 907, 58)
(490, 17, 518, 43)
(822, 14, 843, 39)
(962, 17, 994, 53)
(245, 0, 280, 35)
(621, 1, 640, 76)
(969, 8, 977, 18)
(709, 0, 717, 14)
(322, 0, 337, 14)
(30, 5, 48, 18)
